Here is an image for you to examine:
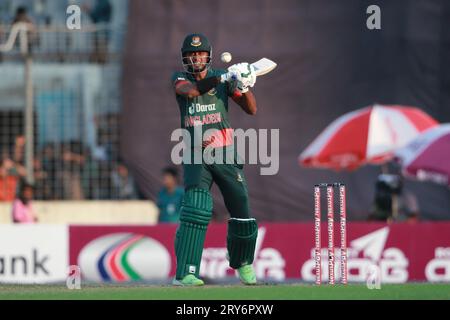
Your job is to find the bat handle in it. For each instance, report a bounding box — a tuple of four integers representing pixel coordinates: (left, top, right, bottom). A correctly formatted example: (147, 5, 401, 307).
(233, 89, 242, 98)
(229, 75, 242, 97)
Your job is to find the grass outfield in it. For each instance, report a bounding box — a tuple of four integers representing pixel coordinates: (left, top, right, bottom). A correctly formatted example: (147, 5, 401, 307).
(0, 283, 449, 300)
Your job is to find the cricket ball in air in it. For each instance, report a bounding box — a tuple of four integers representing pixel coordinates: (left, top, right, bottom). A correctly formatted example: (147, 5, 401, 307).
(221, 52, 232, 63)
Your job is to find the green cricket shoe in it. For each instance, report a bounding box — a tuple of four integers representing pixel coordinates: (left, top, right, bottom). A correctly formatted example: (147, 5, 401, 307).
(238, 264, 257, 285)
(172, 274, 205, 286)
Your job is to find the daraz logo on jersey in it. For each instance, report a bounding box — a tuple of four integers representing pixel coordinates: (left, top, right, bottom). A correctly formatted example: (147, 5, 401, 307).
(188, 103, 217, 115)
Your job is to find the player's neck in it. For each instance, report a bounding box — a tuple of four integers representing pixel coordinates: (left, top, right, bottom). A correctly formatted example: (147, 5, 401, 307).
(193, 69, 208, 81)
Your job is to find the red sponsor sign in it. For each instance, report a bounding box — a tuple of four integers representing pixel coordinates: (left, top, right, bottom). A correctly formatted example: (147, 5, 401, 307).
(69, 222, 450, 283)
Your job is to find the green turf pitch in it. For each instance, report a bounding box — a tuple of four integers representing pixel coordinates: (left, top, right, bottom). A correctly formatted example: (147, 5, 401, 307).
(0, 283, 449, 300)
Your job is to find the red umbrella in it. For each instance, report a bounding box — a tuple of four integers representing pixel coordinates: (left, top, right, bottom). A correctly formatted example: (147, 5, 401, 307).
(395, 124, 450, 186)
(299, 104, 438, 170)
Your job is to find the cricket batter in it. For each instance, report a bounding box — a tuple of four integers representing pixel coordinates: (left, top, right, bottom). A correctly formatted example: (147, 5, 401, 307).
(171, 33, 258, 286)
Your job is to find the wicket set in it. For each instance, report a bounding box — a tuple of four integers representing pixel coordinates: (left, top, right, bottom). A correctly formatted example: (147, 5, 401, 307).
(314, 183, 347, 285)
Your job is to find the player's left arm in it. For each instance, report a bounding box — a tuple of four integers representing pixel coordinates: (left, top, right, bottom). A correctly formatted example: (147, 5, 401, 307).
(231, 90, 257, 115)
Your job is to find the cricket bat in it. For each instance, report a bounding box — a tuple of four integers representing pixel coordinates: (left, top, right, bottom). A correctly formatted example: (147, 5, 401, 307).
(251, 58, 277, 77)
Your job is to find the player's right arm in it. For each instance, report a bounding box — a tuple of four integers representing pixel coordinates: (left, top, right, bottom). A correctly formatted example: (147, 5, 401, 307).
(173, 72, 237, 98)
(174, 80, 202, 98)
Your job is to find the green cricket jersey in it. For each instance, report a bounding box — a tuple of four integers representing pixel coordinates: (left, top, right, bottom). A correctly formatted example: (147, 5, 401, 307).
(171, 69, 235, 148)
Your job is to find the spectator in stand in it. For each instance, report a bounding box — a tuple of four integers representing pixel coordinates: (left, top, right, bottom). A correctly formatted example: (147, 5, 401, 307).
(0, 152, 25, 201)
(93, 128, 113, 199)
(13, 135, 25, 165)
(12, 181, 38, 223)
(83, 0, 112, 24)
(157, 167, 184, 223)
(41, 143, 61, 199)
(32, 156, 48, 200)
(368, 173, 420, 223)
(60, 142, 85, 200)
(82, 0, 112, 63)
(111, 162, 138, 200)
(12, 6, 34, 25)
(11, 135, 26, 184)
(81, 147, 100, 199)
(11, 6, 37, 52)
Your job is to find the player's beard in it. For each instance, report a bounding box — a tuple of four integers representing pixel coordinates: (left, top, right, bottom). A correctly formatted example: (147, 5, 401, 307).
(182, 56, 211, 74)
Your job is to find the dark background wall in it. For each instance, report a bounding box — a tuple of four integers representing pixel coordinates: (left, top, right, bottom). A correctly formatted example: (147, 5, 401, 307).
(121, 0, 450, 221)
